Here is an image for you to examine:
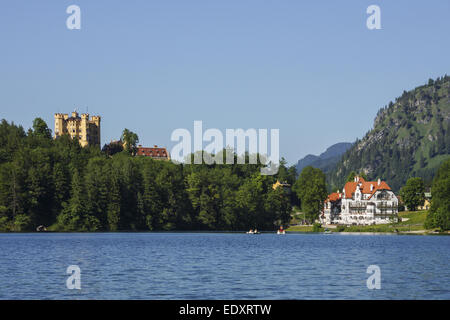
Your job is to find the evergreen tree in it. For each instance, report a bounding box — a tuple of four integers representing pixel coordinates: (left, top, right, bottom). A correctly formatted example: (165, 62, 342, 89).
(57, 168, 87, 231)
(107, 168, 121, 231)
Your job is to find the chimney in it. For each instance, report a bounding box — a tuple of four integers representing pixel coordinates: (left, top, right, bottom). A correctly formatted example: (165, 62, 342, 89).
(370, 184, 373, 191)
(378, 178, 381, 186)
(154, 145, 158, 148)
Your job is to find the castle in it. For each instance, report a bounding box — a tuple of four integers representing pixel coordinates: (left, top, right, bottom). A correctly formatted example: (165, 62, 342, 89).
(54, 111, 101, 147)
(321, 176, 399, 225)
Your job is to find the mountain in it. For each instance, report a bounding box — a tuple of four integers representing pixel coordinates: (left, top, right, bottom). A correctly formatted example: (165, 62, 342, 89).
(329, 75, 450, 192)
(296, 142, 353, 174)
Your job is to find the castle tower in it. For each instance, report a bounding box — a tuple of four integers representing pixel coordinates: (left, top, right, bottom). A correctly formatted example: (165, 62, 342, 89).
(90, 116, 101, 147)
(54, 113, 65, 138)
(80, 113, 89, 147)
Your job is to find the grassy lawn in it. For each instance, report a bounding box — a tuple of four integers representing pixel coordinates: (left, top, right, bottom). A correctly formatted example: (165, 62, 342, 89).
(287, 211, 429, 233)
(286, 225, 313, 232)
(339, 211, 428, 233)
(398, 210, 428, 225)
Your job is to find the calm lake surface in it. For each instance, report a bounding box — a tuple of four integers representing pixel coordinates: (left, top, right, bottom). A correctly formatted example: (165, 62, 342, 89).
(0, 233, 449, 299)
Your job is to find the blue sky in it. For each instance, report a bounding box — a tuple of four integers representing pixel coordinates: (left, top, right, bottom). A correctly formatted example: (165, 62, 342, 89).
(1, 0, 449, 165)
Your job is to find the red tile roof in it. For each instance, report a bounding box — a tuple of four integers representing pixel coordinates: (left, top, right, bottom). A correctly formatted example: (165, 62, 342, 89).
(368, 181, 391, 199)
(327, 192, 341, 202)
(342, 177, 391, 199)
(137, 146, 169, 159)
(344, 181, 358, 199)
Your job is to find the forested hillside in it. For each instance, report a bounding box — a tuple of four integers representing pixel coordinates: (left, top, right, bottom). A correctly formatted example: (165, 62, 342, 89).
(329, 75, 450, 192)
(0, 119, 294, 232)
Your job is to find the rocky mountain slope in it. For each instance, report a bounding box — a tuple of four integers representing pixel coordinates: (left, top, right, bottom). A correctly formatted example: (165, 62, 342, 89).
(328, 75, 450, 192)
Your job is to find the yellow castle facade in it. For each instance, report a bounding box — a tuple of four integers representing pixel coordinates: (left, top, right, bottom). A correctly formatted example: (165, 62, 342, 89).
(54, 111, 101, 147)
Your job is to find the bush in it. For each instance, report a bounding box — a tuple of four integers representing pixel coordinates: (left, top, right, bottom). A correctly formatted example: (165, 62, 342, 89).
(0, 216, 11, 231)
(312, 223, 323, 232)
(12, 214, 32, 232)
(336, 225, 346, 232)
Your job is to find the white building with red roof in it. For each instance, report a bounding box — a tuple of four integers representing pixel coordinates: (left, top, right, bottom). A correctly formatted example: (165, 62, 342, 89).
(321, 176, 398, 225)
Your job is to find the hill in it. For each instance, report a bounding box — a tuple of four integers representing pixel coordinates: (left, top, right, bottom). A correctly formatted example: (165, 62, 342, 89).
(328, 75, 450, 192)
(296, 142, 353, 174)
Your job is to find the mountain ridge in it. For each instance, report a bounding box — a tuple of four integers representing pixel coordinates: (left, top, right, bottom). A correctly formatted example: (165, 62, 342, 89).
(296, 142, 353, 174)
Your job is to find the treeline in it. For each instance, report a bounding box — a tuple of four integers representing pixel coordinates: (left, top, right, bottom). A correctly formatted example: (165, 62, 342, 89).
(0, 118, 297, 232)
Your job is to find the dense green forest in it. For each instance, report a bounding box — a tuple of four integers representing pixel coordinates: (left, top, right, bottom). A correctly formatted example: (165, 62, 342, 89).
(0, 118, 297, 232)
(329, 75, 450, 192)
(425, 158, 450, 231)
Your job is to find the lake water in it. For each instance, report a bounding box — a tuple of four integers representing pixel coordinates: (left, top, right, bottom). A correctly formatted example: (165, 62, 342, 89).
(0, 232, 449, 299)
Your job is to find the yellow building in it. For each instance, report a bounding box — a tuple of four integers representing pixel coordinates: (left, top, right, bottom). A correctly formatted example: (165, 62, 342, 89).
(272, 180, 291, 193)
(54, 111, 101, 147)
(418, 199, 431, 211)
(418, 193, 432, 211)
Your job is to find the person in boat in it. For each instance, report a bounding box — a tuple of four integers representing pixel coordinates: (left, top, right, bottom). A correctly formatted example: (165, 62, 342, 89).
(248, 229, 253, 234)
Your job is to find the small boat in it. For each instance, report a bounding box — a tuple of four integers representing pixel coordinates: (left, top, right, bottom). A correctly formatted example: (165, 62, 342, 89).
(36, 225, 47, 232)
(246, 229, 261, 234)
(324, 228, 332, 234)
(277, 230, 286, 235)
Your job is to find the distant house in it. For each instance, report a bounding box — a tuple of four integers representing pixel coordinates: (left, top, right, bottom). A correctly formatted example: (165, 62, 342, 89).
(418, 192, 432, 211)
(136, 145, 170, 160)
(272, 180, 291, 194)
(399, 192, 431, 211)
(321, 176, 398, 225)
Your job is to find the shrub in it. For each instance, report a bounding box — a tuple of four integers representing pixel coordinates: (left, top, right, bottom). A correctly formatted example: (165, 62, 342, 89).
(312, 223, 322, 232)
(12, 214, 32, 232)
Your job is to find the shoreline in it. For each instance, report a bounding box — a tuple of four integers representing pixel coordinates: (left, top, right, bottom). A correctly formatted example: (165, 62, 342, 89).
(0, 230, 448, 235)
